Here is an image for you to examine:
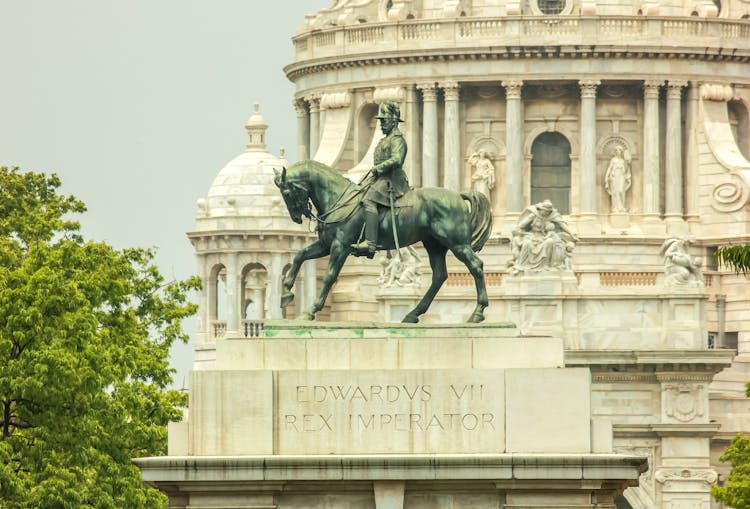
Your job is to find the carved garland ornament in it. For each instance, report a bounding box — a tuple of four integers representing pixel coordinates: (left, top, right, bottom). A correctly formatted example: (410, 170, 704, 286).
(655, 468, 718, 485)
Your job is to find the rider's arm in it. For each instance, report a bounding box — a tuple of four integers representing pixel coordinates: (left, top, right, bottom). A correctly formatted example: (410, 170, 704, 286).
(372, 135, 407, 176)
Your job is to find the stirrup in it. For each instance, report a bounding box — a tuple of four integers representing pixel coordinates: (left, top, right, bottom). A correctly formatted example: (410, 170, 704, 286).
(351, 240, 376, 259)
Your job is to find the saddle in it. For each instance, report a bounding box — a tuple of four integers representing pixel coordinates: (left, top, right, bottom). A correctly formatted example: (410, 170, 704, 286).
(321, 185, 416, 224)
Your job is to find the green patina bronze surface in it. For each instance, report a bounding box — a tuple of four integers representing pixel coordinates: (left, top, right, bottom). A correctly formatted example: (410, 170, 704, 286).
(274, 100, 493, 324)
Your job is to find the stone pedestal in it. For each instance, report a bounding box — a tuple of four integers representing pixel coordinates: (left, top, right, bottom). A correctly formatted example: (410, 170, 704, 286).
(136, 323, 647, 508)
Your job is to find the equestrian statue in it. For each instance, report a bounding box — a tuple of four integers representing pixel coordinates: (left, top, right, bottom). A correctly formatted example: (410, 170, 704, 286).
(274, 100, 492, 323)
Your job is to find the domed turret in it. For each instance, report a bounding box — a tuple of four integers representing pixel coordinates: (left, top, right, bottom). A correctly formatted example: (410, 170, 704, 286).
(188, 104, 317, 368)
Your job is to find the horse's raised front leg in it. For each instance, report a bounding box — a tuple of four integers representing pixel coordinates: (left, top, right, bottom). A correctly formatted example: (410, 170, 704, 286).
(301, 240, 350, 321)
(451, 244, 488, 323)
(402, 244, 448, 323)
(281, 240, 329, 311)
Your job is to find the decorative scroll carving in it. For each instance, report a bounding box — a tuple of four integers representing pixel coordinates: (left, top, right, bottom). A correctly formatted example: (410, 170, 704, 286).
(417, 82, 438, 101)
(655, 469, 717, 485)
(373, 87, 406, 103)
(579, 79, 601, 99)
(502, 80, 523, 100)
(700, 83, 734, 102)
(320, 92, 352, 110)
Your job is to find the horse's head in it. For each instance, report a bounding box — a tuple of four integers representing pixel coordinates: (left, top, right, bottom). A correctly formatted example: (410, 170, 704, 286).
(274, 167, 310, 224)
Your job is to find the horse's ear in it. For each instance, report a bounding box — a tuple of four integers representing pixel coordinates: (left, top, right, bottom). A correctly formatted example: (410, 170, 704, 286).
(281, 167, 287, 183)
(273, 167, 283, 187)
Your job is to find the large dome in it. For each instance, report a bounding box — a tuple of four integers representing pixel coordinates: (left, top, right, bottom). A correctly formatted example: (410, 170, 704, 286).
(194, 103, 304, 233)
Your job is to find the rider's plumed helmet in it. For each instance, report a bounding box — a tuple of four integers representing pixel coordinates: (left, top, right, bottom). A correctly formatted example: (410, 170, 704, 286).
(375, 100, 404, 122)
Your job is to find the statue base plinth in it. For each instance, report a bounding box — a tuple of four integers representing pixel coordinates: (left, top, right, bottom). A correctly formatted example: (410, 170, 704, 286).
(608, 212, 631, 230)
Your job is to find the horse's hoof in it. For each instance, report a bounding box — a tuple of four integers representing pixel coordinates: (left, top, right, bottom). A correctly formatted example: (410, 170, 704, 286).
(280, 291, 294, 308)
(467, 312, 485, 324)
(295, 308, 316, 321)
(402, 314, 419, 324)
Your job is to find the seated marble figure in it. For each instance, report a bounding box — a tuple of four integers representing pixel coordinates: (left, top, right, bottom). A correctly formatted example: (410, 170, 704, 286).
(507, 200, 578, 275)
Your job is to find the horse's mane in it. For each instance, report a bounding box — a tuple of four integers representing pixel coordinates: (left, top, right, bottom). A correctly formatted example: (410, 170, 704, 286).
(287, 159, 354, 188)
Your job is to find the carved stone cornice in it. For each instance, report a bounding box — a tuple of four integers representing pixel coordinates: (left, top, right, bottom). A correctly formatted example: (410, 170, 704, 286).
(643, 80, 663, 99)
(284, 47, 750, 81)
(501, 80, 523, 99)
(441, 81, 460, 101)
(666, 80, 687, 99)
(417, 82, 439, 101)
(655, 468, 717, 486)
(579, 79, 601, 99)
(592, 372, 656, 384)
(655, 372, 713, 383)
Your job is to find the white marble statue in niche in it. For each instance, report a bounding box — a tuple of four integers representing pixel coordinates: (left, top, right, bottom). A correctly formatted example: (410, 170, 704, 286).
(507, 200, 579, 275)
(378, 246, 421, 288)
(660, 237, 704, 286)
(468, 150, 495, 199)
(604, 145, 632, 213)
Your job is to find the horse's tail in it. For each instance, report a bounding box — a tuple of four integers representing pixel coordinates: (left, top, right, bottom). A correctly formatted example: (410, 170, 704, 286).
(461, 191, 492, 252)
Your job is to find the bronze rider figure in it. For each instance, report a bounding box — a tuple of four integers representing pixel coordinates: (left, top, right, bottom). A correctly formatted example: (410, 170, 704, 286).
(351, 100, 410, 258)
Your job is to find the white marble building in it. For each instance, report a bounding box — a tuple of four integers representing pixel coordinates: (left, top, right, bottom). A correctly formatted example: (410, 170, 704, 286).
(181, 1, 750, 508)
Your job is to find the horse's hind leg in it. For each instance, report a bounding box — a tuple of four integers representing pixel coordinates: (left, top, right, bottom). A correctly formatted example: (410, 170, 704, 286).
(450, 244, 488, 323)
(402, 243, 448, 323)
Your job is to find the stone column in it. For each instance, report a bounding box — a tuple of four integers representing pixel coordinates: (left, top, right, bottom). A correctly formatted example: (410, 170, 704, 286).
(442, 81, 461, 190)
(502, 80, 524, 214)
(294, 99, 310, 160)
(303, 259, 317, 314)
(267, 254, 283, 319)
(642, 80, 663, 224)
(579, 79, 601, 233)
(418, 83, 439, 188)
(225, 252, 240, 334)
(665, 80, 687, 233)
(684, 81, 699, 223)
(308, 95, 321, 159)
(197, 254, 210, 342)
(405, 85, 421, 187)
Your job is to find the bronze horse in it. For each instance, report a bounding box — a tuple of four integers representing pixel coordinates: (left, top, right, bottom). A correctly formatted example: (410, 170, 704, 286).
(274, 160, 492, 323)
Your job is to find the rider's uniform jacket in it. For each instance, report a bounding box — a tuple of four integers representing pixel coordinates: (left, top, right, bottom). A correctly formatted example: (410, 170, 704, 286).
(365, 128, 409, 206)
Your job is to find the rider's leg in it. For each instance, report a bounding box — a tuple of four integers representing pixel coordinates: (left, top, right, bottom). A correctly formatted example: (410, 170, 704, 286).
(351, 199, 378, 257)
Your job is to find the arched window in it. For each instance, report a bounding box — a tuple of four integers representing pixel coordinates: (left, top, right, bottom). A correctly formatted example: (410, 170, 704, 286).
(530, 132, 572, 214)
(241, 263, 267, 321)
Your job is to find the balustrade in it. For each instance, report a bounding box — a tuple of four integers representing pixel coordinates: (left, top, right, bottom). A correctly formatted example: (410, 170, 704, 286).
(292, 16, 750, 61)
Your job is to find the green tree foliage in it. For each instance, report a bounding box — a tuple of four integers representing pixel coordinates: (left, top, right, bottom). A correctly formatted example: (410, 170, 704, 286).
(0, 167, 199, 508)
(713, 384, 750, 508)
(716, 245, 750, 274)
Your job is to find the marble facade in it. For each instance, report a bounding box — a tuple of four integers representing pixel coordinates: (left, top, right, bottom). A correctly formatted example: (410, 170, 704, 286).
(167, 1, 750, 508)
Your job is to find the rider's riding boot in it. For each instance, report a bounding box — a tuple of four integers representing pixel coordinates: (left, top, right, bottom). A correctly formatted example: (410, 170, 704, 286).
(351, 204, 378, 258)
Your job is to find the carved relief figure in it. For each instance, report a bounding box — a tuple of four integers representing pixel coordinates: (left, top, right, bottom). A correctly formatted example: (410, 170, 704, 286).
(378, 246, 421, 288)
(507, 200, 578, 275)
(660, 237, 704, 286)
(468, 150, 495, 199)
(604, 145, 631, 213)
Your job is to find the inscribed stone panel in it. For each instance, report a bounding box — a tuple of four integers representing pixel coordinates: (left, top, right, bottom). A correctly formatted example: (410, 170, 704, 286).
(277, 369, 505, 454)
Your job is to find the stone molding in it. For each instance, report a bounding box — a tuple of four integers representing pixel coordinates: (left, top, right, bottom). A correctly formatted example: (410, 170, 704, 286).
(417, 82, 439, 101)
(655, 372, 713, 383)
(592, 372, 656, 383)
(579, 79, 601, 98)
(441, 81, 460, 101)
(661, 383, 706, 422)
(373, 86, 406, 103)
(502, 80, 523, 99)
(654, 468, 718, 485)
(320, 92, 352, 109)
(700, 82, 735, 102)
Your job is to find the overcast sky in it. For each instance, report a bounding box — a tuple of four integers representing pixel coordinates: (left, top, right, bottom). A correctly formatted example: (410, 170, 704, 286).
(0, 0, 331, 387)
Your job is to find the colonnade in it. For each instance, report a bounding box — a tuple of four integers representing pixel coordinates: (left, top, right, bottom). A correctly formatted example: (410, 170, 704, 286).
(294, 79, 692, 225)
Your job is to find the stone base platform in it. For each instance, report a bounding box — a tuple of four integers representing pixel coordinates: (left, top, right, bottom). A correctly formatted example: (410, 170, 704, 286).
(139, 323, 648, 508)
(135, 454, 647, 509)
